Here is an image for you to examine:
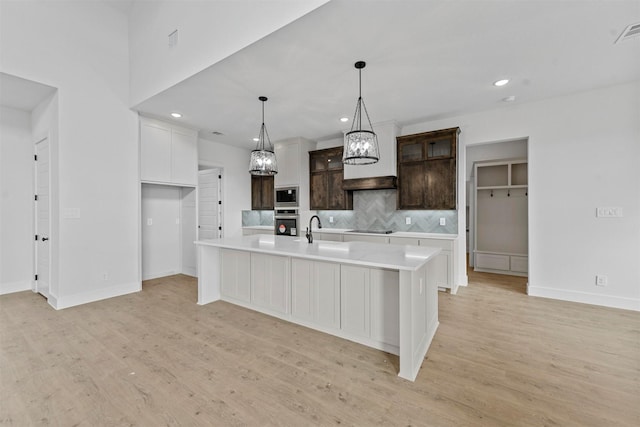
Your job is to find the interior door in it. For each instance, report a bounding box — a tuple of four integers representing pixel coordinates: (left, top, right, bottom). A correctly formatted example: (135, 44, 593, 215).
(35, 137, 50, 298)
(198, 169, 222, 239)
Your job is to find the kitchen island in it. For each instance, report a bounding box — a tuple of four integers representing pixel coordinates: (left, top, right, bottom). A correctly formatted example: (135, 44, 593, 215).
(195, 234, 441, 381)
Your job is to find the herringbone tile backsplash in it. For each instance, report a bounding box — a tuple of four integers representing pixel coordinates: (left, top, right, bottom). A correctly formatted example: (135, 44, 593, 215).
(317, 190, 457, 234)
(243, 190, 457, 234)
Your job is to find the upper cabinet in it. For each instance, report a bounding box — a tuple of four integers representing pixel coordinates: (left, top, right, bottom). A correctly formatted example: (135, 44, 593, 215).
(396, 127, 459, 210)
(274, 137, 315, 211)
(251, 175, 274, 210)
(309, 146, 352, 210)
(140, 117, 198, 186)
(343, 121, 399, 180)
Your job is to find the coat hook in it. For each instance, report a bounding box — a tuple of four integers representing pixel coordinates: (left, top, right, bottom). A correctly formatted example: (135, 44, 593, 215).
(508, 190, 511, 197)
(490, 190, 493, 197)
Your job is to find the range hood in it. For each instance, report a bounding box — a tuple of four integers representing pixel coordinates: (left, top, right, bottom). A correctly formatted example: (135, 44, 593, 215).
(342, 176, 397, 191)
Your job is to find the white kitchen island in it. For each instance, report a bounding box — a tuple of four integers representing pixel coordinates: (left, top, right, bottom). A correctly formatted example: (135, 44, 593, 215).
(195, 234, 441, 382)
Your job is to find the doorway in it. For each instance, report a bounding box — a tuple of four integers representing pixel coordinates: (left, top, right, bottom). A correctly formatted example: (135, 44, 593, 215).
(466, 139, 529, 285)
(34, 137, 50, 298)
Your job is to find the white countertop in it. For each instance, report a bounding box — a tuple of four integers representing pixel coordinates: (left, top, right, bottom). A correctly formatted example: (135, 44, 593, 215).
(196, 234, 441, 271)
(311, 228, 457, 240)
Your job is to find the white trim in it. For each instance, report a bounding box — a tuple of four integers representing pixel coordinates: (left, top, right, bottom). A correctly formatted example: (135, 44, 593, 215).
(0, 280, 32, 295)
(528, 285, 640, 312)
(50, 281, 141, 310)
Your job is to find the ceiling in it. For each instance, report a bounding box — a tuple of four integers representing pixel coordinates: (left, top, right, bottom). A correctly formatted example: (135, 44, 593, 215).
(0, 73, 56, 112)
(134, 0, 640, 149)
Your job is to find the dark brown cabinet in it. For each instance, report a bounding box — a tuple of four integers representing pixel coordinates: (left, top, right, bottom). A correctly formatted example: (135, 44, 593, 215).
(397, 127, 459, 210)
(251, 175, 274, 210)
(309, 147, 352, 210)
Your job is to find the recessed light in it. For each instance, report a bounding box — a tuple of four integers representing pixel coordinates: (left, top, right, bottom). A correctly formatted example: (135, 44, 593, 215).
(252, 137, 260, 142)
(493, 79, 509, 87)
(340, 117, 349, 122)
(502, 96, 516, 102)
(170, 112, 182, 118)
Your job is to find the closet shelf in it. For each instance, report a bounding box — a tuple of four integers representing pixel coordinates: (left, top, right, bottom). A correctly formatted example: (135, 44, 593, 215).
(477, 185, 528, 190)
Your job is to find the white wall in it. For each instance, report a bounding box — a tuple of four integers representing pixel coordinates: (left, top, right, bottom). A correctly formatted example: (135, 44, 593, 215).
(1, 1, 140, 308)
(129, 0, 329, 106)
(466, 139, 528, 181)
(402, 81, 640, 311)
(198, 138, 251, 237)
(0, 106, 33, 294)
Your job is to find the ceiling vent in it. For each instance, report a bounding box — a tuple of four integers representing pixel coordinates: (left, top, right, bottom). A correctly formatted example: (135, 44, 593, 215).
(615, 22, 640, 44)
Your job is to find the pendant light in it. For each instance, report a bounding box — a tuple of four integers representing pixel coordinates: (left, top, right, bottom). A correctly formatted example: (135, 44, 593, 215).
(249, 96, 278, 176)
(343, 61, 379, 165)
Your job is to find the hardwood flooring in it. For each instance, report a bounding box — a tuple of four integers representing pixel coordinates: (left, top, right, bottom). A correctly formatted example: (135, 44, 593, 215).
(1, 272, 638, 426)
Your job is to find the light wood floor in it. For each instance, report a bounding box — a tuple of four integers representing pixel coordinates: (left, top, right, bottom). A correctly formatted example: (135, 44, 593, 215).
(1, 272, 638, 426)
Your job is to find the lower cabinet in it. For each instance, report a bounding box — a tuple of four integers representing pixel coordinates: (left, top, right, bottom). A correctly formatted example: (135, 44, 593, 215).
(475, 251, 528, 276)
(340, 265, 371, 338)
(340, 265, 399, 347)
(250, 253, 290, 315)
(220, 249, 251, 303)
(388, 237, 453, 289)
(291, 259, 340, 329)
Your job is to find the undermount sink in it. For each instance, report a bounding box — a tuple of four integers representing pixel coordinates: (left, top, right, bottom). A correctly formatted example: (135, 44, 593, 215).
(294, 239, 351, 252)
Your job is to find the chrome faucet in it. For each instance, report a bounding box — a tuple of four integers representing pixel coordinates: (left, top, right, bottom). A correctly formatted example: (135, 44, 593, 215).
(306, 215, 322, 243)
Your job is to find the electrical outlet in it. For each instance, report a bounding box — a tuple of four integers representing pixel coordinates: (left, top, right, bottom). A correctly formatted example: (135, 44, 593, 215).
(103, 272, 108, 281)
(405, 217, 411, 225)
(596, 275, 608, 286)
(329, 216, 334, 223)
(147, 218, 152, 226)
(597, 207, 623, 218)
(440, 217, 446, 226)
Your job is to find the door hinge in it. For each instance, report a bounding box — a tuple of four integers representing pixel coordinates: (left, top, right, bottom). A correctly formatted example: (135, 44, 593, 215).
(218, 226, 222, 230)
(218, 201, 222, 205)
(218, 175, 222, 179)
(35, 274, 38, 281)
(34, 154, 38, 161)
(34, 195, 38, 201)
(35, 235, 38, 241)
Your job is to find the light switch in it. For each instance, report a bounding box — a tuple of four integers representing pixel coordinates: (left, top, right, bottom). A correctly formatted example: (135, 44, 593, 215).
(405, 217, 411, 225)
(439, 218, 446, 226)
(329, 216, 334, 223)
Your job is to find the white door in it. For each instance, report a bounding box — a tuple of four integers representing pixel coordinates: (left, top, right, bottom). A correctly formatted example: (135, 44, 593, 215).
(198, 169, 222, 239)
(35, 138, 50, 298)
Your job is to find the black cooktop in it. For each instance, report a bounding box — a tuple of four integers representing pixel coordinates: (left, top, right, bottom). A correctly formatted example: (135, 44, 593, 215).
(347, 230, 393, 234)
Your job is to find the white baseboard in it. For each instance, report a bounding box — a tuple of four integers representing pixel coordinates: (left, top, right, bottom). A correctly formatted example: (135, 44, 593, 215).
(0, 280, 32, 295)
(181, 267, 197, 278)
(142, 270, 177, 281)
(528, 285, 640, 312)
(50, 281, 141, 310)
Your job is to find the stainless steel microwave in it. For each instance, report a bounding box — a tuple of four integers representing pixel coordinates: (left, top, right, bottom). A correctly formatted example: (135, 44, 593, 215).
(275, 186, 298, 208)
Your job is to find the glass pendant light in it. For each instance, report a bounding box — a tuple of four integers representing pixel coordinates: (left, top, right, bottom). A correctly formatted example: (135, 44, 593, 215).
(343, 61, 379, 165)
(249, 96, 278, 176)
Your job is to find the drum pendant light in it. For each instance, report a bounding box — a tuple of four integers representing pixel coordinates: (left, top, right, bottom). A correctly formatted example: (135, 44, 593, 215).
(249, 96, 278, 176)
(343, 61, 379, 165)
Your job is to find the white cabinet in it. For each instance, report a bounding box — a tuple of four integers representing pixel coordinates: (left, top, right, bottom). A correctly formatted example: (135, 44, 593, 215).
(340, 265, 371, 338)
(340, 265, 399, 348)
(343, 234, 390, 244)
(389, 236, 420, 246)
(274, 142, 299, 187)
(220, 249, 251, 303)
(419, 238, 453, 289)
(273, 137, 315, 210)
(250, 253, 290, 315)
(291, 259, 340, 329)
(140, 117, 198, 186)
